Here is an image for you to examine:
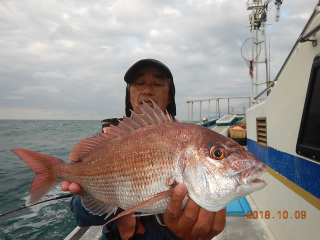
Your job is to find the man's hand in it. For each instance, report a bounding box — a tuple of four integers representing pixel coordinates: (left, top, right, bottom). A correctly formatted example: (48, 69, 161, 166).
(162, 184, 226, 240)
(61, 181, 84, 195)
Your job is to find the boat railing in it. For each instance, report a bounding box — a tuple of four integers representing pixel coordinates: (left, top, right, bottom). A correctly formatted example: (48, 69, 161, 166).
(254, 81, 276, 101)
(254, 82, 274, 100)
(186, 96, 251, 124)
(298, 21, 320, 47)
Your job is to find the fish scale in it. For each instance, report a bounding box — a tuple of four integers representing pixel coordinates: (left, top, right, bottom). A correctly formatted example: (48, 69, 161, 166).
(11, 100, 267, 221)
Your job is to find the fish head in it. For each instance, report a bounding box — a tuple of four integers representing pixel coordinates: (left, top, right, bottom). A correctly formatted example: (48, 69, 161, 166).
(179, 128, 267, 212)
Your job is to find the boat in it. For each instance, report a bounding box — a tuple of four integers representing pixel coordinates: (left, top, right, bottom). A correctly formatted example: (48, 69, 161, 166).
(187, 1, 320, 239)
(66, 1, 320, 239)
(245, 0, 320, 239)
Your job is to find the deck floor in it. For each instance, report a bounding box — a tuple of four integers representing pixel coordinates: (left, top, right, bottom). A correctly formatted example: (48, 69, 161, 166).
(214, 215, 275, 240)
(214, 195, 276, 240)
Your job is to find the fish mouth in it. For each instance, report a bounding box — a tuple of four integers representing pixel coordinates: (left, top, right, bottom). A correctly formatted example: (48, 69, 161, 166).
(239, 163, 267, 186)
(251, 179, 265, 183)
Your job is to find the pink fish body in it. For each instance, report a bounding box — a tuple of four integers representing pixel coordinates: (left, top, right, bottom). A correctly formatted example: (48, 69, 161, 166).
(12, 100, 266, 219)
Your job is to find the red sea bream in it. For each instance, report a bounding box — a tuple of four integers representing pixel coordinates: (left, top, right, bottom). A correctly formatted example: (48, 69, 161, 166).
(12, 100, 266, 220)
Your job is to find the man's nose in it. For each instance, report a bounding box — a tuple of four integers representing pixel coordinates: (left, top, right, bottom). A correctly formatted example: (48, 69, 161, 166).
(141, 84, 154, 95)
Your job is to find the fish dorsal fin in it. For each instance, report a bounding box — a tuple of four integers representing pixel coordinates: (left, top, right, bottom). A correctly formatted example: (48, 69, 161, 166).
(68, 134, 116, 162)
(68, 99, 173, 162)
(139, 99, 173, 124)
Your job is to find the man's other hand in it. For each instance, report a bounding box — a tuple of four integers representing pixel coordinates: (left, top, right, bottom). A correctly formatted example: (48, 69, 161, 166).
(162, 184, 226, 240)
(61, 181, 84, 195)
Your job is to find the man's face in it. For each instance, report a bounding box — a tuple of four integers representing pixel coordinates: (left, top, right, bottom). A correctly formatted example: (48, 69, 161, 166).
(129, 67, 171, 114)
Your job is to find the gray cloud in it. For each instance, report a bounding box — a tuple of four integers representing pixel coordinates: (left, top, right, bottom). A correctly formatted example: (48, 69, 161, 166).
(0, 0, 317, 120)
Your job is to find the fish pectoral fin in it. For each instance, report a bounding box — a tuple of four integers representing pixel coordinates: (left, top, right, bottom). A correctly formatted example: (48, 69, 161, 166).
(81, 192, 117, 217)
(104, 188, 174, 225)
(104, 207, 118, 220)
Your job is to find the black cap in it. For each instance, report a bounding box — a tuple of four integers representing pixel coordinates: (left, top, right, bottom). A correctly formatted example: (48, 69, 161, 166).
(124, 59, 176, 117)
(124, 59, 173, 83)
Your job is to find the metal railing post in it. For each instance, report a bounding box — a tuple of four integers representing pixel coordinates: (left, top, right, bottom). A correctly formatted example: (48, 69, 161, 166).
(187, 102, 190, 123)
(191, 102, 193, 123)
(208, 100, 210, 120)
(216, 99, 218, 119)
(218, 99, 221, 118)
(199, 101, 202, 123)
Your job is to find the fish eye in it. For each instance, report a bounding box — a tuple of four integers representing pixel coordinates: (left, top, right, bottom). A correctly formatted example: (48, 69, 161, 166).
(209, 147, 226, 160)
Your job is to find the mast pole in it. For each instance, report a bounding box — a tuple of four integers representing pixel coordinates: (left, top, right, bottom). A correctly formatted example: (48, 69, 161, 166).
(256, 24, 259, 98)
(255, 0, 262, 99)
(269, 38, 271, 86)
(264, 22, 269, 87)
(263, 2, 269, 88)
(251, 8, 255, 106)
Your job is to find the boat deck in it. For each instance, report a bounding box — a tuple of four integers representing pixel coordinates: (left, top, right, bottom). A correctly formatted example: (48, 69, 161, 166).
(65, 225, 102, 240)
(215, 195, 276, 240)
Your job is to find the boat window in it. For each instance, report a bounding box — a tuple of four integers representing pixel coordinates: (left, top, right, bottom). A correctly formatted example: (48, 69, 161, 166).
(296, 56, 320, 162)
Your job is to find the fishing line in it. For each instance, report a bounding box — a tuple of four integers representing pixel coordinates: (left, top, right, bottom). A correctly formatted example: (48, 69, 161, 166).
(0, 193, 73, 217)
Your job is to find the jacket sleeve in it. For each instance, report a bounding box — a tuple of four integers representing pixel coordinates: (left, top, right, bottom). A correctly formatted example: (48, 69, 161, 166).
(70, 195, 108, 227)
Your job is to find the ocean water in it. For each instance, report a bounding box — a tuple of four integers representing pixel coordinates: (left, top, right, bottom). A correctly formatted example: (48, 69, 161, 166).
(0, 119, 101, 240)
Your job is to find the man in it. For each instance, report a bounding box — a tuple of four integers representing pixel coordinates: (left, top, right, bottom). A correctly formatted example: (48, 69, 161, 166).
(61, 59, 226, 240)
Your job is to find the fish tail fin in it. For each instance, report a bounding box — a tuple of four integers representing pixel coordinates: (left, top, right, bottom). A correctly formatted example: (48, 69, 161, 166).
(11, 149, 64, 205)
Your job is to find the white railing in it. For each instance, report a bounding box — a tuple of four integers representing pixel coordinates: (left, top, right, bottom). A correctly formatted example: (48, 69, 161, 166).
(186, 97, 251, 124)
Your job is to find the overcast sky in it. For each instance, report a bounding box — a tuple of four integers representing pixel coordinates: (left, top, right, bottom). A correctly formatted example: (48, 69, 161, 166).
(0, 0, 317, 120)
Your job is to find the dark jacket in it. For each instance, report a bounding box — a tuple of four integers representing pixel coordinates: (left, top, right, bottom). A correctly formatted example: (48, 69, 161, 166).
(70, 195, 181, 240)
